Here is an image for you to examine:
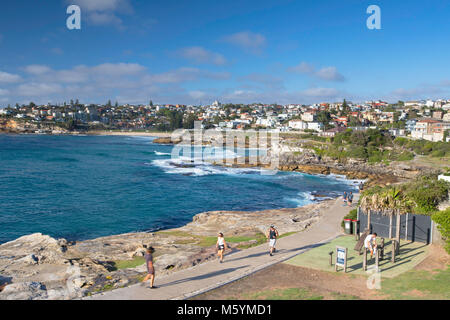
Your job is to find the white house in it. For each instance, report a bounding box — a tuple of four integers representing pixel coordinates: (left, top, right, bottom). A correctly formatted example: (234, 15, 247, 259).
(288, 120, 308, 130)
(307, 122, 324, 132)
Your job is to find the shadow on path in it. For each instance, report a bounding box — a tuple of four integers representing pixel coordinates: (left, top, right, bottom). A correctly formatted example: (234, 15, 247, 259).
(159, 265, 250, 288)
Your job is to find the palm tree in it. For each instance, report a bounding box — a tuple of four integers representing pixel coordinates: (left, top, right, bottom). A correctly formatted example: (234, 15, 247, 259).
(361, 187, 415, 243)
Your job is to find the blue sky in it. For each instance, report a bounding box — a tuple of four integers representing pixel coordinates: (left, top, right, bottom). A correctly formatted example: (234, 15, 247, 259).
(0, 0, 450, 106)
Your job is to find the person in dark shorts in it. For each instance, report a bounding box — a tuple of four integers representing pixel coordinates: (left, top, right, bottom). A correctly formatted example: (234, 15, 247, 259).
(267, 225, 279, 256)
(216, 233, 228, 263)
(348, 191, 354, 206)
(142, 246, 156, 288)
(343, 191, 347, 206)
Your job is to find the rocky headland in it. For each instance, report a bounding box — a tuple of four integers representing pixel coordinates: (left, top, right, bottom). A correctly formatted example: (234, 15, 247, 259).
(0, 200, 332, 300)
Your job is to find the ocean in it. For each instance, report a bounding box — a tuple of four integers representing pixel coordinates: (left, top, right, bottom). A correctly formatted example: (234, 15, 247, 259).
(0, 134, 359, 243)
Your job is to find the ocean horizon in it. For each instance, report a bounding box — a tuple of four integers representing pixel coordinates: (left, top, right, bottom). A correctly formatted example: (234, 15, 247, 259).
(0, 134, 359, 244)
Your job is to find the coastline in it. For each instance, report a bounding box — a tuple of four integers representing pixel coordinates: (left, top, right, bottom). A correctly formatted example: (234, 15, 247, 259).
(0, 133, 415, 300)
(0, 195, 349, 300)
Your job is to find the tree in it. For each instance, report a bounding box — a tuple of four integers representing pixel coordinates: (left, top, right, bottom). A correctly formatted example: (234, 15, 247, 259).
(106, 100, 112, 107)
(183, 113, 197, 129)
(75, 99, 79, 105)
(149, 100, 153, 107)
(342, 99, 350, 115)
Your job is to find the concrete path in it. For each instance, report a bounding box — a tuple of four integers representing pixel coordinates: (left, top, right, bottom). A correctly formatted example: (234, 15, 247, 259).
(87, 195, 358, 300)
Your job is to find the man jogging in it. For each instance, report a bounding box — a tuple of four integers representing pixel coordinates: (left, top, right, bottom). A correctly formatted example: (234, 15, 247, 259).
(267, 225, 279, 256)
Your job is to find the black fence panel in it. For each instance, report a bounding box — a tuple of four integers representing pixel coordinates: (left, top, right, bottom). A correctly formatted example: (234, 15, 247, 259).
(358, 208, 431, 244)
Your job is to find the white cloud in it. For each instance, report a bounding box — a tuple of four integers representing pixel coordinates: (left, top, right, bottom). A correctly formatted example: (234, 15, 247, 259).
(239, 73, 284, 90)
(315, 67, 345, 82)
(92, 63, 146, 76)
(143, 67, 230, 84)
(300, 87, 340, 98)
(24, 65, 52, 75)
(222, 31, 266, 53)
(17, 83, 63, 97)
(0, 88, 9, 96)
(0, 71, 22, 83)
(178, 47, 226, 66)
(288, 62, 315, 74)
(288, 62, 346, 82)
(188, 91, 207, 100)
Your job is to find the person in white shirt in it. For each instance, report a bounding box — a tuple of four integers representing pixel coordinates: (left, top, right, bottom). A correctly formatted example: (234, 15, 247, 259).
(364, 233, 377, 258)
(216, 232, 228, 263)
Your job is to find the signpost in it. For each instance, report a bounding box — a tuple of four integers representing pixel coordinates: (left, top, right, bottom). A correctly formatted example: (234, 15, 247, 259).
(335, 246, 348, 272)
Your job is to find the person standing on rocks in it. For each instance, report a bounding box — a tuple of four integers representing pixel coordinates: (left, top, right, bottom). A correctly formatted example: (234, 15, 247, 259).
(142, 246, 157, 289)
(216, 233, 228, 263)
(267, 225, 279, 256)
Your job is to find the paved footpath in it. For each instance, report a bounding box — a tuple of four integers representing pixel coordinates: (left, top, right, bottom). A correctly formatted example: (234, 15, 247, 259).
(87, 195, 358, 300)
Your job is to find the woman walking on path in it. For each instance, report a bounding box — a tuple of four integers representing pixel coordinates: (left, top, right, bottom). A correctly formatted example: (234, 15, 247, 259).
(267, 225, 279, 256)
(216, 233, 228, 263)
(142, 246, 157, 289)
(343, 192, 347, 206)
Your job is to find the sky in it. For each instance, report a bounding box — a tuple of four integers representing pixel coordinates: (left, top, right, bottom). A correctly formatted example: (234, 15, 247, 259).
(0, 0, 450, 106)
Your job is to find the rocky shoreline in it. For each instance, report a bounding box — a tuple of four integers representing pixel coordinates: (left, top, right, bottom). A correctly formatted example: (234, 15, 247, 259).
(0, 134, 433, 300)
(0, 199, 335, 300)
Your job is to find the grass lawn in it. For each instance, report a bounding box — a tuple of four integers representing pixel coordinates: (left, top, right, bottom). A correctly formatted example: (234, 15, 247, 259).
(285, 235, 430, 278)
(242, 288, 324, 300)
(113, 256, 146, 270)
(378, 266, 450, 300)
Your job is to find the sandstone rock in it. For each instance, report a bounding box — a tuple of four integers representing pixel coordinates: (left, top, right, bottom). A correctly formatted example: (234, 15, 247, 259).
(17, 254, 39, 265)
(0, 281, 48, 300)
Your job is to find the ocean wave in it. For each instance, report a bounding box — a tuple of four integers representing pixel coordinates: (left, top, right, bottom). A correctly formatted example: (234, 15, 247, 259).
(150, 158, 262, 176)
(285, 191, 315, 207)
(154, 151, 171, 156)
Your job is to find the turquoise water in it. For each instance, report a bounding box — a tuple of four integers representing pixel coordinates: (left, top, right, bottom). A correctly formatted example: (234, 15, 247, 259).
(0, 134, 358, 243)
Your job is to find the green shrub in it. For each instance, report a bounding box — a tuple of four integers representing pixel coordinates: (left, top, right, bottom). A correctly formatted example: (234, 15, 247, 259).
(432, 208, 450, 254)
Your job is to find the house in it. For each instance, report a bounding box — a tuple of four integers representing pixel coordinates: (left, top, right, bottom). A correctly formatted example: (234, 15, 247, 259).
(301, 111, 316, 122)
(405, 119, 417, 132)
(432, 111, 443, 120)
(307, 122, 324, 132)
(412, 119, 442, 141)
(288, 119, 308, 130)
(319, 126, 347, 137)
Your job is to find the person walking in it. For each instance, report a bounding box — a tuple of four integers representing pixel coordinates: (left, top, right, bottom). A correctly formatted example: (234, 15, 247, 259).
(358, 182, 364, 192)
(216, 233, 228, 263)
(267, 225, 279, 256)
(343, 191, 347, 206)
(348, 191, 354, 206)
(142, 246, 157, 289)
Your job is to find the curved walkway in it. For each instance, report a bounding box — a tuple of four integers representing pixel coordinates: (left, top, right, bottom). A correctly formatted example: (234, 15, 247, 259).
(87, 195, 358, 300)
